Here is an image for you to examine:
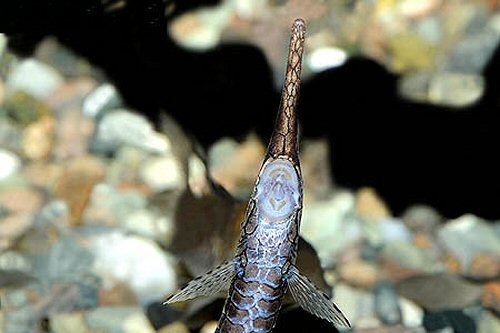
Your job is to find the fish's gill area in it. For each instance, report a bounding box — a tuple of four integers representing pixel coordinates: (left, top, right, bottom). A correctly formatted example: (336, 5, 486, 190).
(1, 1, 500, 333)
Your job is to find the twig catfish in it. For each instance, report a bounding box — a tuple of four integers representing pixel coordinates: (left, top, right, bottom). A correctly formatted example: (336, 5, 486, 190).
(165, 18, 351, 332)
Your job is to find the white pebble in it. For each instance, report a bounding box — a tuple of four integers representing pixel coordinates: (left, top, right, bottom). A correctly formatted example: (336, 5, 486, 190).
(0, 148, 21, 180)
(139, 155, 185, 192)
(6, 58, 64, 99)
(307, 47, 348, 72)
(91, 231, 177, 305)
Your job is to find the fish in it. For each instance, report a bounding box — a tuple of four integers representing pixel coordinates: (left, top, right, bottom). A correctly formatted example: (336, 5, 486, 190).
(164, 18, 351, 332)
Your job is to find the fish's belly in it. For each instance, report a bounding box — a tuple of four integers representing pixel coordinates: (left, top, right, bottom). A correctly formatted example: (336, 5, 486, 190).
(217, 225, 293, 332)
(217, 267, 285, 333)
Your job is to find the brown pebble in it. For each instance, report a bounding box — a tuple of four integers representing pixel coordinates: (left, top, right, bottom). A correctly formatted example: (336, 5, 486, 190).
(98, 281, 138, 306)
(338, 259, 379, 289)
(0, 186, 44, 214)
(0, 213, 33, 249)
(54, 156, 105, 225)
(22, 116, 55, 160)
(24, 162, 63, 191)
(482, 281, 500, 313)
(355, 187, 391, 222)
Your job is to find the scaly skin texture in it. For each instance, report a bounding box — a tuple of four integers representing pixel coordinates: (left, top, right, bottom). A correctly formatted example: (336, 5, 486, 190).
(217, 173, 303, 333)
(216, 19, 306, 333)
(266, 18, 305, 166)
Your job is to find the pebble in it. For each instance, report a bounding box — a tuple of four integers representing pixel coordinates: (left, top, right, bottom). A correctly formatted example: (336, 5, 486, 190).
(98, 281, 138, 306)
(415, 15, 442, 44)
(301, 191, 360, 266)
(23, 162, 62, 190)
(0, 213, 34, 250)
(34, 37, 93, 78)
(53, 108, 94, 160)
(14, 200, 68, 254)
(402, 204, 441, 234)
(0, 118, 23, 152)
(0, 148, 21, 181)
(306, 46, 348, 72)
(4, 91, 51, 127)
(54, 156, 106, 225)
(400, 297, 424, 327)
(37, 236, 95, 285)
(0, 250, 31, 273)
(168, 8, 231, 51)
(90, 231, 177, 305)
(397, 71, 432, 103)
(478, 309, 500, 333)
(6, 58, 64, 99)
(2, 306, 37, 333)
(428, 72, 484, 107)
(399, 70, 485, 107)
(158, 321, 191, 333)
(83, 183, 147, 226)
(208, 134, 264, 198)
(355, 187, 391, 223)
(82, 83, 123, 119)
(44, 78, 96, 112)
(381, 240, 441, 274)
(0, 77, 4, 105)
(397, 273, 483, 311)
(139, 155, 185, 193)
(0, 186, 43, 214)
(0, 32, 6, 58)
(22, 115, 55, 160)
(50, 312, 88, 333)
(333, 282, 380, 329)
(122, 209, 173, 243)
(188, 153, 210, 196)
(85, 306, 156, 333)
(397, 0, 441, 18)
(33, 199, 69, 230)
(107, 152, 156, 196)
(443, 12, 500, 74)
(338, 259, 379, 289)
(200, 320, 218, 333)
(468, 253, 500, 279)
(437, 214, 500, 272)
(378, 218, 413, 243)
(2, 287, 30, 308)
(388, 32, 436, 72)
(91, 109, 170, 154)
(0, 251, 33, 288)
(374, 281, 402, 325)
(482, 281, 500, 313)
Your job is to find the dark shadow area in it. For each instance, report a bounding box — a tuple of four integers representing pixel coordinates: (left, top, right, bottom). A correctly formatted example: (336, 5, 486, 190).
(2, 0, 500, 220)
(300, 52, 500, 220)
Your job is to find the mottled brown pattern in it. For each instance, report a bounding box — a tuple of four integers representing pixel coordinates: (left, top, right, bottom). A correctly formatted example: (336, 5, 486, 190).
(215, 19, 306, 333)
(266, 18, 305, 165)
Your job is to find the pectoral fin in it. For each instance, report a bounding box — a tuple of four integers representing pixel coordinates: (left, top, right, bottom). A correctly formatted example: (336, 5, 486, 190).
(164, 260, 236, 304)
(287, 265, 351, 328)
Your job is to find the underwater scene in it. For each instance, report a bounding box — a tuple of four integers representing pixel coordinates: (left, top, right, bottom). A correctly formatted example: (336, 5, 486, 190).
(1, 1, 500, 332)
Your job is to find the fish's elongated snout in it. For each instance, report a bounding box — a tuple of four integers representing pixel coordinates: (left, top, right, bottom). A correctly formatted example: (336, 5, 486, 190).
(265, 18, 306, 164)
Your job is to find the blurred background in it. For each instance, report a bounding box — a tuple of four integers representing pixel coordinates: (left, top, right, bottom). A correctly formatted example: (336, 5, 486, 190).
(0, 1, 499, 332)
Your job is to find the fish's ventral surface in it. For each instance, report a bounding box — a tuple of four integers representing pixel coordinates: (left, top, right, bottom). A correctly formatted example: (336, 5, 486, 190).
(164, 18, 351, 333)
